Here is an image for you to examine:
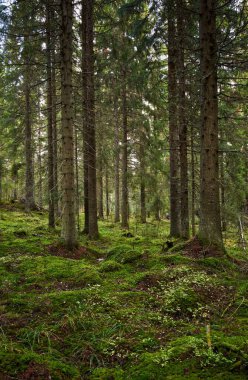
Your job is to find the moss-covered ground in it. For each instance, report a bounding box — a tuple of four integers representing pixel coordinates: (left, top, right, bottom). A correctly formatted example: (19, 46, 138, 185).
(0, 205, 248, 379)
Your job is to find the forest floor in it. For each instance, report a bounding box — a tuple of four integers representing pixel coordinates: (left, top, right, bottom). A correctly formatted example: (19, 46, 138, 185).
(0, 204, 248, 379)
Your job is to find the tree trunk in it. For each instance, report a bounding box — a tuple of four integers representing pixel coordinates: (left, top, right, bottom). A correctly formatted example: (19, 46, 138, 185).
(82, 0, 98, 239)
(140, 141, 146, 223)
(190, 123, 196, 236)
(105, 168, 110, 219)
(220, 153, 226, 231)
(75, 126, 80, 232)
(199, 0, 223, 248)
(60, 0, 77, 249)
(98, 157, 104, 219)
(46, 0, 55, 228)
(121, 67, 129, 229)
(81, 1, 89, 234)
(177, 0, 189, 238)
(168, 2, 180, 237)
(114, 94, 120, 222)
(37, 91, 43, 209)
(24, 35, 35, 212)
(51, 28, 59, 219)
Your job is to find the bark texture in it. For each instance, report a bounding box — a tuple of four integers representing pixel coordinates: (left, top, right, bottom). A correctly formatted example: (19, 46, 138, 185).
(114, 94, 120, 222)
(46, 0, 55, 228)
(51, 27, 59, 218)
(60, 0, 77, 248)
(24, 35, 35, 212)
(98, 157, 104, 219)
(190, 123, 196, 236)
(140, 141, 146, 223)
(199, 0, 223, 248)
(82, 0, 98, 238)
(168, 2, 180, 237)
(121, 67, 129, 229)
(105, 168, 110, 218)
(177, 0, 189, 238)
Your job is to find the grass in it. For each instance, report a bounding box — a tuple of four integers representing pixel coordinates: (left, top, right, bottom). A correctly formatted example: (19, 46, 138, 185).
(0, 206, 248, 379)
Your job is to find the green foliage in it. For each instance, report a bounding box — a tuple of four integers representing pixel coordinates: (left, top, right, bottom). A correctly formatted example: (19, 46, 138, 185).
(90, 367, 124, 379)
(99, 260, 123, 272)
(107, 244, 143, 263)
(0, 208, 248, 379)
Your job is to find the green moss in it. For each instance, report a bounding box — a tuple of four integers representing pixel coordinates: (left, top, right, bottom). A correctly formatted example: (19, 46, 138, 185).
(99, 260, 123, 272)
(198, 257, 238, 271)
(0, 348, 80, 379)
(161, 253, 191, 265)
(107, 244, 143, 263)
(0, 207, 248, 379)
(90, 367, 125, 379)
(119, 250, 143, 264)
(168, 240, 187, 253)
(108, 244, 134, 257)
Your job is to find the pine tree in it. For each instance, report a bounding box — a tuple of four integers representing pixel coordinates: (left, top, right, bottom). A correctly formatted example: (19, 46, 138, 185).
(60, 0, 77, 249)
(82, 0, 98, 239)
(198, 0, 223, 248)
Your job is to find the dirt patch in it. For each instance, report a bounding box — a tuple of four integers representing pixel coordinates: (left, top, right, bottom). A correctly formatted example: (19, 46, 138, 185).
(47, 243, 102, 261)
(0, 202, 25, 212)
(136, 273, 164, 291)
(192, 283, 235, 313)
(0, 312, 38, 335)
(19, 362, 51, 380)
(183, 237, 224, 259)
(25, 279, 92, 293)
(0, 372, 12, 380)
(227, 256, 248, 274)
(14, 230, 28, 238)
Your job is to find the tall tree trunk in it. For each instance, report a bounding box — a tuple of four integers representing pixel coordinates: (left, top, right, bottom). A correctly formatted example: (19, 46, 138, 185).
(105, 168, 110, 218)
(82, 137, 89, 233)
(51, 28, 59, 218)
(199, 0, 223, 248)
(220, 128, 226, 231)
(13, 170, 18, 200)
(140, 141, 146, 223)
(24, 35, 35, 212)
(75, 126, 80, 232)
(82, 0, 98, 239)
(190, 123, 196, 236)
(81, 2, 89, 234)
(168, 2, 180, 236)
(60, 0, 77, 249)
(37, 91, 43, 209)
(121, 67, 129, 229)
(98, 156, 104, 219)
(46, 0, 55, 228)
(177, 0, 189, 238)
(114, 94, 120, 222)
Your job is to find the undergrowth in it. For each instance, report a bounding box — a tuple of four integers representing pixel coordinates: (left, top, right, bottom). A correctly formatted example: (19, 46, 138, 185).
(0, 206, 248, 379)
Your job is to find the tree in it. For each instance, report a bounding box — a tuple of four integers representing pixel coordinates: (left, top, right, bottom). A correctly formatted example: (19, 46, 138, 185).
(82, 0, 98, 239)
(60, 0, 77, 248)
(198, 0, 223, 248)
(167, 0, 180, 237)
(121, 65, 129, 229)
(177, 0, 189, 239)
(46, 0, 55, 227)
(23, 34, 36, 212)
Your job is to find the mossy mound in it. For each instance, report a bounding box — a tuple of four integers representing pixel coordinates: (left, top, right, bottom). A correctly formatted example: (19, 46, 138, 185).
(99, 260, 123, 272)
